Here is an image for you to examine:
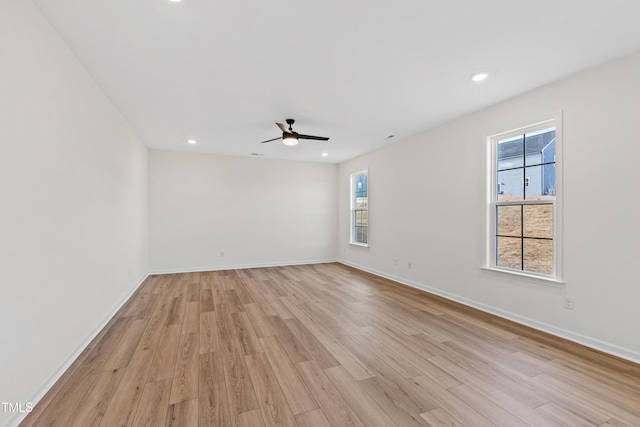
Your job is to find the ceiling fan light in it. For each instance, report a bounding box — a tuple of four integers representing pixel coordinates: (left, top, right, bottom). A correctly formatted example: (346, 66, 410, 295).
(282, 134, 299, 146)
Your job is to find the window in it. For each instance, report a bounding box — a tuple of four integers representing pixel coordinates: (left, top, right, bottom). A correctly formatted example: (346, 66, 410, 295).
(487, 117, 561, 280)
(350, 170, 368, 246)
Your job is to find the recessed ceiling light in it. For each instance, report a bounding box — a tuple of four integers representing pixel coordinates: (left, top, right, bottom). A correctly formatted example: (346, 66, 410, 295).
(321, 152, 329, 157)
(471, 72, 489, 82)
(167, 0, 182, 3)
(187, 139, 196, 145)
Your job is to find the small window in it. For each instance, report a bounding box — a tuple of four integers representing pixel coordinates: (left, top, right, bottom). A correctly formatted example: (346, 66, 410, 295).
(350, 170, 368, 246)
(487, 117, 561, 280)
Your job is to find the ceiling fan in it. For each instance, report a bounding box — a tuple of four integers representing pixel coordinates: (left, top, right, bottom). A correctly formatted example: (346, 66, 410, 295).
(259, 119, 329, 146)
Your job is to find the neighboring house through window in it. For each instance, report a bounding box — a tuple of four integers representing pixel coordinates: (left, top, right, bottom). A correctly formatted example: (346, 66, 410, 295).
(351, 170, 368, 246)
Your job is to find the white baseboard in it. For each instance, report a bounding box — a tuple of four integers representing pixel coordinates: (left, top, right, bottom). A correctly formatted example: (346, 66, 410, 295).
(5, 274, 149, 427)
(150, 258, 338, 275)
(339, 260, 640, 365)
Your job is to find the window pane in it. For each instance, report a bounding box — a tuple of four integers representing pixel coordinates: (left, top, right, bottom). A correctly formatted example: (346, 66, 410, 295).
(497, 136, 524, 171)
(523, 165, 543, 198)
(354, 210, 367, 226)
(542, 162, 556, 198)
(497, 205, 521, 237)
(523, 204, 553, 238)
(353, 226, 367, 244)
(524, 239, 553, 274)
(497, 237, 522, 270)
(497, 169, 524, 201)
(525, 128, 555, 166)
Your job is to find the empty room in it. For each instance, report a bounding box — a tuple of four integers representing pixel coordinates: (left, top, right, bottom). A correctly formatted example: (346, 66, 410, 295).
(2, 0, 640, 426)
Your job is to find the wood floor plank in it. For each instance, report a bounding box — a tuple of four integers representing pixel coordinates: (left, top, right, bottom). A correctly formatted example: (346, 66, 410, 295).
(165, 398, 198, 427)
(246, 283, 278, 317)
(244, 302, 276, 337)
(136, 290, 174, 352)
(98, 349, 155, 427)
(283, 317, 340, 370)
(428, 354, 561, 427)
(186, 281, 200, 302)
(336, 335, 438, 414)
(165, 286, 187, 327)
(264, 292, 294, 319)
(294, 409, 332, 427)
(66, 368, 125, 427)
(297, 360, 365, 427)
(347, 327, 422, 379)
(103, 318, 147, 370)
(215, 303, 237, 344)
(147, 324, 181, 382)
(169, 332, 199, 404)
(232, 311, 263, 355)
(288, 312, 374, 381)
(230, 272, 255, 304)
(83, 317, 132, 365)
(182, 301, 200, 334)
(27, 361, 104, 427)
(210, 276, 226, 305)
(234, 409, 266, 427)
(199, 351, 232, 426)
(420, 408, 464, 427)
(221, 337, 259, 414)
(448, 383, 529, 427)
(226, 289, 245, 313)
(268, 315, 313, 364)
(131, 378, 172, 426)
(536, 402, 598, 427)
(200, 287, 216, 312)
(199, 310, 220, 354)
(534, 374, 640, 426)
(410, 375, 496, 427)
(260, 335, 319, 415)
(245, 352, 297, 427)
(324, 365, 398, 427)
(358, 376, 431, 427)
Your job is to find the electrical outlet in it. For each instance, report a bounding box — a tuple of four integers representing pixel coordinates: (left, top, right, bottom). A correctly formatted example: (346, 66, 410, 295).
(408, 261, 413, 269)
(220, 251, 225, 257)
(564, 296, 575, 310)
(394, 259, 398, 266)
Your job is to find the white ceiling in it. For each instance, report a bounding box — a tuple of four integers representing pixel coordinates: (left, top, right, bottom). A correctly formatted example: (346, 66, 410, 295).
(33, 0, 640, 164)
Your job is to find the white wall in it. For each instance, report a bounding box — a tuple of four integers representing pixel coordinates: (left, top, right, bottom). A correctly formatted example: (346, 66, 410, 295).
(149, 150, 337, 272)
(339, 52, 640, 361)
(0, 2, 148, 426)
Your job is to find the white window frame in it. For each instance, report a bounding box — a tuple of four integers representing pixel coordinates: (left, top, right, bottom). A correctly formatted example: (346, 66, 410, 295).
(350, 169, 369, 247)
(484, 113, 563, 284)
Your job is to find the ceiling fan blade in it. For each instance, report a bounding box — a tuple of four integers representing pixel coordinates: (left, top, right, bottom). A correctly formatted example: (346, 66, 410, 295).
(298, 134, 330, 141)
(276, 122, 293, 134)
(259, 136, 281, 144)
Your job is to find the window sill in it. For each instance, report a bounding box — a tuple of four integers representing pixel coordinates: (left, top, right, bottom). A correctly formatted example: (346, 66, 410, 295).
(480, 266, 564, 287)
(349, 242, 369, 248)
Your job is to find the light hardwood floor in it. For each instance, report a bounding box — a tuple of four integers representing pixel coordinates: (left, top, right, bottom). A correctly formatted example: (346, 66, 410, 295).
(20, 263, 640, 426)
